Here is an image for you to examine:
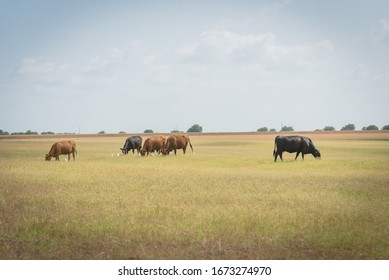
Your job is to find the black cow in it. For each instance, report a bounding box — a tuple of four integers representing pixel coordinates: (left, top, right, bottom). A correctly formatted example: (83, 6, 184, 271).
(273, 135, 321, 162)
(120, 136, 142, 155)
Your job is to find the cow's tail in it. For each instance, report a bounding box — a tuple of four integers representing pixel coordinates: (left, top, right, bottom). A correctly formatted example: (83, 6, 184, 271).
(273, 136, 278, 157)
(188, 138, 194, 154)
(73, 142, 78, 159)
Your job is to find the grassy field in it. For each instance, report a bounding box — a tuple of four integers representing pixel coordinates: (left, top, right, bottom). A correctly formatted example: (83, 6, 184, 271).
(0, 131, 388, 259)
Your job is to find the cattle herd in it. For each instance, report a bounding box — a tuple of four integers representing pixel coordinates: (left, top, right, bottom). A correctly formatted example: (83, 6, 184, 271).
(45, 134, 321, 162)
(118, 134, 193, 156)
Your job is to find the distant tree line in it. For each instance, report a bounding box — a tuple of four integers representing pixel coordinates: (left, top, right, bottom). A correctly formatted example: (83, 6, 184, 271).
(142, 124, 203, 134)
(0, 130, 74, 135)
(257, 127, 276, 132)
(257, 124, 389, 132)
(2, 123, 389, 136)
(9, 130, 39, 135)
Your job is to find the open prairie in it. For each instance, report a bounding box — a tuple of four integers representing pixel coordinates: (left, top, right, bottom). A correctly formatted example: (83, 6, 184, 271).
(1, 131, 388, 259)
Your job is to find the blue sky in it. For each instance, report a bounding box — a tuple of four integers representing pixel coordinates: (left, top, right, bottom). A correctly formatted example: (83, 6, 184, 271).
(1, 0, 388, 133)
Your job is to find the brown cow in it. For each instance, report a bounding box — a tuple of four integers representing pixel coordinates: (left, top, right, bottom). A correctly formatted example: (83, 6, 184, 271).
(162, 134, 193, 155)
(45, 140, 77, 161)
(140, 136, 166, 156)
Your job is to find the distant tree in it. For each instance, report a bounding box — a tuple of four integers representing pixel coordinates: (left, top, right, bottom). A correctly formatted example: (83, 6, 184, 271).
(315, 129, 322, 131)
(144, 129, 154, 133)
(11, 130, 38, 135)
(281, 125, 294, 132)
(187, 124, 203, 133)
(98, 131, 106, 134)
(341, 124, 355, 131)
(269, 128, 276, 132)
(41, 131, 55, 135)
(119, 131, 126, 134)
(0, 129, 9, 135)
(257, 127, 268, 132)
(382, 125, 389, 130)
(171, 130, 184, 133)
(362, 125, 379, 130)
(26, 130, 38, 134)
(323, 126, 336, 131)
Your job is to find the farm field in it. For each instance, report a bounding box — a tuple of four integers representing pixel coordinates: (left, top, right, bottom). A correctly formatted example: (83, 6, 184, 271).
(0, 131, 388, 259)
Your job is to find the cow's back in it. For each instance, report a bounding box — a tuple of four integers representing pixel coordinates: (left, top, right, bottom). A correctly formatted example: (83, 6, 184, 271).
(129, 136, 142, 148)
(132, 136, 142, 148)
(175, 135, 188, 149)
(151, 136, 165, 150)
(141, 136, 165, 155)
(58, 140, 76, 154)
(276, 136, 302, 152)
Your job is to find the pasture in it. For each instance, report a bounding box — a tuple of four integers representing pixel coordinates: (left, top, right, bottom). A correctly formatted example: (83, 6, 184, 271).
(0, 131, 388, 259)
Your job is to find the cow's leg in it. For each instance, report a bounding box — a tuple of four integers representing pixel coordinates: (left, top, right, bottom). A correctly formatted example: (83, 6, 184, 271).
(174, 149, 177, 155)
(279, 152, 283, 161)
(183, 147, 186, 154)
(302, 153, 305, 160)
(56, 156, 59, 161)
(274, 153, 278, 162)
(72, 152, 75, 161)
(68, 154, 71, 161)
(295, 151, 300, 160)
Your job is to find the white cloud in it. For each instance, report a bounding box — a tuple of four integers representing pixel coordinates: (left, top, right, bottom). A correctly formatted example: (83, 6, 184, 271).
(17, 57, 71, 86)
(83, 46, 129, 73)
(18, 57, 54, 76)
(259, 0, 289, 16)
(176, 30, 333, 67)
(176, 30, 272, 60)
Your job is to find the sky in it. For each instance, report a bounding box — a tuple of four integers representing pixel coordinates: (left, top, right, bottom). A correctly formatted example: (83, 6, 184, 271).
(0, 0, 388, 133)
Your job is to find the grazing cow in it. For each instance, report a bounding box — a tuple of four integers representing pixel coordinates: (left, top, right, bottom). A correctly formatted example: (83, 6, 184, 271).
(273, 135, 321, 162)
(120, 136, 142, 155)
(140, 135, 166, 156)
(162, 134, 193, 155)
(45, 140, 77, 161)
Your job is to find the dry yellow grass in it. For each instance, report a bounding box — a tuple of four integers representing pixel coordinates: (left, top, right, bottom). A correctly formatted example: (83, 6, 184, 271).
(0, 131, 388, 259)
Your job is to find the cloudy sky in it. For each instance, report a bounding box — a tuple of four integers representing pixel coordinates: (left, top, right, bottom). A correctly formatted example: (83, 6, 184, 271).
(1, 0, 388, 133)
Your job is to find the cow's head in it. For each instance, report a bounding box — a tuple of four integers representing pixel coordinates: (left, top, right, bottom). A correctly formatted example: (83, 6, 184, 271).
(140, 150, 146, 156)
(120, 148, 127, 154)
(313, 149, 321, 159)
(161, 148, 169, 156)
(45, 154, 52, 161)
